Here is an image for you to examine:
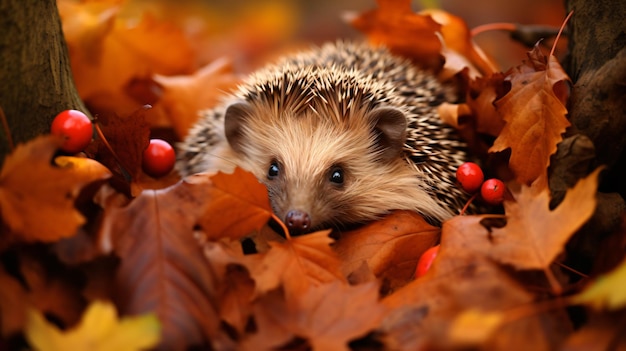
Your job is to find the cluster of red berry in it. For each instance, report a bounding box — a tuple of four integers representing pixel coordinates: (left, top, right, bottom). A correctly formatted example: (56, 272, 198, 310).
(50, 110, 176, 178)
(456, 162, 505, 206)
(414, 163, 507, 279)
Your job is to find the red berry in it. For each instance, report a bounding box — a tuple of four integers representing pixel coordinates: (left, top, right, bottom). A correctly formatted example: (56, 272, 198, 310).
(50, 110, 93, 153)
(456, 162, 484, 193)
(415, 245, 440, 279)
(480, 178, 505, 205)
(142, 139, 176, 178)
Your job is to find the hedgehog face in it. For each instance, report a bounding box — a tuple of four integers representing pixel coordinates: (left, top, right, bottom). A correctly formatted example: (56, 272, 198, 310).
(223, 100, 421, 232)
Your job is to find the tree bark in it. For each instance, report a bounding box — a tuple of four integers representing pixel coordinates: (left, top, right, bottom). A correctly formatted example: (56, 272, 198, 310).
(0, 0, 87, 162)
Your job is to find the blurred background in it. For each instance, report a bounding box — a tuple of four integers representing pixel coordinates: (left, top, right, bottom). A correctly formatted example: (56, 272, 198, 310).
(125, 0, 567, 71)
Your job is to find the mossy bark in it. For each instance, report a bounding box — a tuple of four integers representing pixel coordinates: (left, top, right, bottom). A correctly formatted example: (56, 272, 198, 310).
(0, 0, 87, 163)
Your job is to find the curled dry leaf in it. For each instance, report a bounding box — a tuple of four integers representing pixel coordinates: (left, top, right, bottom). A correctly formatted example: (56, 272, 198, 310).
(334, 210, 440, 292)
(0, 136, 111, 244)
(152, 57, 241, 138)
(490, 44, 572, 186)
(348, 0, 442, 69)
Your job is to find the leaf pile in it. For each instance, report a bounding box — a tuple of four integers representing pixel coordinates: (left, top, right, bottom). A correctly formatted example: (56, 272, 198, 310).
(1, 0, 625, 350)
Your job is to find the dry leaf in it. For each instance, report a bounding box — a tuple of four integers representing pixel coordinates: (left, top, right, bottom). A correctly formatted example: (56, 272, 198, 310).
(107, 181, 221, 350)
(246, 230, 346, 298)
(466, 72, 508, 137)
(0, 136, 111, 243)
(572, 257, 626, 310)
(26, 300, 160, 351)
(490, 44, 572, 185)
(152, 57, 241, 138)
(196, 168, 273, 240)
(423, 9, 499, 77)
(348, 0, 442, 69)
(249, 281, 387, 351)
(335, 210, 440, 292)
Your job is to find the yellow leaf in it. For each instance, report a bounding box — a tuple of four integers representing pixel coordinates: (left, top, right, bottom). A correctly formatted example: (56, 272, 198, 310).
(572, 257, 626, 310)
(448, 309, 504, 347)
(26, 301, 160, 351)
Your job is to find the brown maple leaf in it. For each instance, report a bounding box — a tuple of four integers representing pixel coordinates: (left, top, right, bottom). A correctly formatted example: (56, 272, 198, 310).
(348, 0, 442, 69)
(245, 230, 346, 298)
(0, 136, 111, 244)
(490, 43, 571, 186)
(334, 210, 440, 291)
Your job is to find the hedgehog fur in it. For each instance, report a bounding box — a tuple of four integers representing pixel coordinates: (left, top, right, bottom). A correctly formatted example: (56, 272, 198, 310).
(177, 41, 468, 231)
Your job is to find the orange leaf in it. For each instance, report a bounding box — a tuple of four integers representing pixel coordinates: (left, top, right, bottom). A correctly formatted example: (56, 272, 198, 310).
(249, 281, 387, 351)
(246, 230, 346, 298)
(152, 57, 240, 138)
(442, 168, 600, 272)
(334, 211, 440, 291)
(466, 72, 508, 137)
(423, 9, 499, 77)
(0, 136, 111, 243)
(490, 44, 571, 185)
(348, 0, 442, 69)
(195, 168, 273, 240)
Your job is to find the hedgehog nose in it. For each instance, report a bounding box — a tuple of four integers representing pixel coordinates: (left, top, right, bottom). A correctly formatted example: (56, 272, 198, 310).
(285, 210, 311, 234)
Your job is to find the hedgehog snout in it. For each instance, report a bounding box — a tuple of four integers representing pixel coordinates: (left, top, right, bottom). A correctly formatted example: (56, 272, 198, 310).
(285, 210, 311, 234)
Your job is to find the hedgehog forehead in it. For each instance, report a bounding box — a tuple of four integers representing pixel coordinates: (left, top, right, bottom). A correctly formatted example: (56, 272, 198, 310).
(237, 63, 398, 119)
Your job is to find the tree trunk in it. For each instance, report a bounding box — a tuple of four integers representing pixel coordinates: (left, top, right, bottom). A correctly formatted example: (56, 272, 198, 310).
(0, 0, 87, 162)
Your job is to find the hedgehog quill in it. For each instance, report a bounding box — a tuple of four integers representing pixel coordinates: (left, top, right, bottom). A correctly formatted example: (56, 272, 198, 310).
(178, 41, 468, 233)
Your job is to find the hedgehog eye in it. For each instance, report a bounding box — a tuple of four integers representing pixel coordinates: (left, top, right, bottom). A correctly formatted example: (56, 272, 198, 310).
(329, 167, 344, 185)
(267, 162, 280, 180)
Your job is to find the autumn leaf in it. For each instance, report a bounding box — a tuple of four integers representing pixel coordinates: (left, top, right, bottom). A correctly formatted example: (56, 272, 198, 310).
(196, 168, 274, 240)
(348, 0, 442, 69)
(246, 230, 346, 298)
(441, 168, 600, 293)
(422, 9, 499, 77)
(25, 300, 160, 351)
(59, 1, 196, 114)
(247, 281, 387, 351)
(152, 57, 241, 138)
(572, 257, 626, 310)
(466, 72, 508, 137)
(447, 309, 504, 347)
(0, 136, 111, 243)
(105, 179, 222, 350)
(334, 210, 440, 291)
(490, 43, 572, 185)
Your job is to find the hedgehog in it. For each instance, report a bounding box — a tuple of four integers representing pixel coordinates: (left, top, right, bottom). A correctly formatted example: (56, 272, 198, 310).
(177, 41, 468, 233)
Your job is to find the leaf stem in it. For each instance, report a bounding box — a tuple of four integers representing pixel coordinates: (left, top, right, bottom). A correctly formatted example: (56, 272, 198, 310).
(272, 213, 291, 240)
(550, 10, 574, 57)
(471, 22, 517, 37)
(459, 192, 478, 216)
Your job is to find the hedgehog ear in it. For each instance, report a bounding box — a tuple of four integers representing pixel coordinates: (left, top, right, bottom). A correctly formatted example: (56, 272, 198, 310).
(367, 107, 407, 162)
(224, 101, 254, 155)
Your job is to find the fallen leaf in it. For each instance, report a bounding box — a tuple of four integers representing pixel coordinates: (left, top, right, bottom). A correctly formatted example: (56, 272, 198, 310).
(249, 281, 387, 351)
(25, 300, 160, 351)
(466, 72, 508, 137)
(246, 230, 346, 298)
(348, 0, 443, 69)
(447, 309, 504, 347)
(107, 180, 221, 350)
(196, 168, 274, 240)
(572, 257, 626, 310)
(490, 43, 572, 185)
(60, 1, 196, 115)
(0, 266, 27, 337)
(152, 57, 241, 138)
(422, 9, 499, 77)
(0, 136, 111, 243)
(334, 211, 440, 292)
